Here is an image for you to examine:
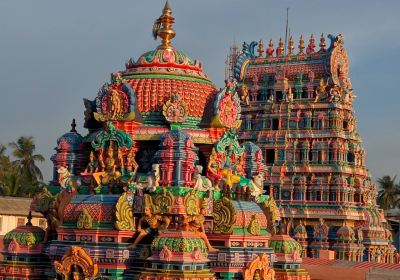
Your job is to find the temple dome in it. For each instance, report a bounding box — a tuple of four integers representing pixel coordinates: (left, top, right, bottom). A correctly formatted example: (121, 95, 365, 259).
(55, 119, 83, 152)
(337, 225, 355, 242)
(3, 214, 45, 247)
(127, 48, 206, 78)
(118, 3, 216, 127)
(270, 235, 302, 255)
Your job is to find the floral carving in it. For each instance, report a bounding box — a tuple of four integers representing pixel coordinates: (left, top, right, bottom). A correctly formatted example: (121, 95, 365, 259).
(54, 246, 99, 279)
(212, 197, 236, 234)
(114, 192, 135, 231)
(77, 209, 93, 230)
(248, 214, 261, 236)
(162, 93, 188, 124)
(244, 253, 275, 280)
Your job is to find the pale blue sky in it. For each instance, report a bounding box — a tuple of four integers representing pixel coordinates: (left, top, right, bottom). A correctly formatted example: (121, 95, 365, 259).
(0, 0, 399, 182)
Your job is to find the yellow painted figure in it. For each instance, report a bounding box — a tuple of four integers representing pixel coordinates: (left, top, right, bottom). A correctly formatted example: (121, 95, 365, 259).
(93, 143, 121, 186)
(183, 206, 219, 253)
(130, 206, 170, 250)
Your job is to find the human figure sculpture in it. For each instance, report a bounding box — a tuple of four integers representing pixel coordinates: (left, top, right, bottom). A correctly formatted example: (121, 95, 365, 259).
(129, 204, 170, 250)
(329, 84, 342, 103)
(183, 205, 219, 253)
(294, 220, 307, 240)
(248, 173, 265, 200)
(105, 144, 117, 174)
(145, 164, 160, 192)
(110, 89, 122, 119)
(240, 84, 250, 105)
(355, 226, 363, 243)
(117, 148, 125, 170)
(314, 78, 329, 102)
(285, 87, 293, 102)
(220, 145, 242, 188)
(278, 218, 293, 235)
(267, 92, 274, 103)
(84, 151, 98, 174)
(126, 150, 139, 177)
(93, 143, 121, 187)
(313, 218, 329, 241)
(98, 150, 105, 171)
(207, 149, 223, 187)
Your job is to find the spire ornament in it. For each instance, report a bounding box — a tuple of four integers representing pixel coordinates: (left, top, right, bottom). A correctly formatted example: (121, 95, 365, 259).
(298, 35, 305, 54)
(288, 35, 294, 56)
(153, 0, 176, 49)
(276, 38, 284, 57)
(70, 119, 77, 133)
(26, 211, 33, 226)
(319, 33, 326, 51)
(257, 39, 264, 58)
(266, 39, 274, 57)
(306, 34, 315, 54)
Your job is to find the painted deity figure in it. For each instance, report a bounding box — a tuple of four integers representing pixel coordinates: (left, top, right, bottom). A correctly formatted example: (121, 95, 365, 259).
(314, 78, 329, 102)
(294, 220, 308, 240)
(183, 204, 219, 253)
(93, 143, 122, 186)
(220, 144, 243, 188)
(105, 144, 117, 174)
(285, 87, 293, 102)
(125, 149, 139, 177)
(117, 148, 125, 170)
(248, 173, 265, 200)
(207, 149, 223, 186)
(240, 84, 250, 105)
(110, 89, 122, 119)
(145, 164, 160, 192)
(129, 203, 170, 250)
(313, 218, 329, 241)
(98, 150, 105, 171)
(355, 226, 364, 243)
(329, 84, 342, 103)
(84, 151, 98, 174)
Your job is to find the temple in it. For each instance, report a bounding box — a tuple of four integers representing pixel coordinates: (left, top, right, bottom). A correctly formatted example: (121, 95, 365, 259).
(0, 2, 397, 280)
(233, 34, 397, 262)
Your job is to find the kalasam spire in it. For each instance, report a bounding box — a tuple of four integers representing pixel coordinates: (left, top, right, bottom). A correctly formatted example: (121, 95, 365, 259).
(153, 0, 176, 49)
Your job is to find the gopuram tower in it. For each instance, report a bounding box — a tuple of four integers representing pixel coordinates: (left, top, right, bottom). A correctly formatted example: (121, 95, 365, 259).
(234, 35, 397, 262)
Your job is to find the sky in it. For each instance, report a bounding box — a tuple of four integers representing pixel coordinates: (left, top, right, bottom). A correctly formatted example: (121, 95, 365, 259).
(0, 0, 399, 183)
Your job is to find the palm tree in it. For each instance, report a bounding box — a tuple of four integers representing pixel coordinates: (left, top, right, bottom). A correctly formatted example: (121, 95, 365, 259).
(376, 175, 400, 210)
(8, 136, 45, 183)
(0, 166, 22, 196)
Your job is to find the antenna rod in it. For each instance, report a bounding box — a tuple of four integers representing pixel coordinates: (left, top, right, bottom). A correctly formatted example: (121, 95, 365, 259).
(284, 7, 289, 56)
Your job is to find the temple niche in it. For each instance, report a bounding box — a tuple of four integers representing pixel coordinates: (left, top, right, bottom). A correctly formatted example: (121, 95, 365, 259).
(234, 33, 397, 262)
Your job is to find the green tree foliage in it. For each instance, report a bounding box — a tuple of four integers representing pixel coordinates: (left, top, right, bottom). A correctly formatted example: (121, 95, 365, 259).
(377, 175, 400, 210)
(0, 137, 45, 197)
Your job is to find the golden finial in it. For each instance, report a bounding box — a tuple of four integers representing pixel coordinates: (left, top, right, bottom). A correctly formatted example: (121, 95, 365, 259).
(257, 39, 264, 58)
(276, 37, 284, 57)
(153, 0, 176, 49)
(288, 35, 294, 56)
(306, 34, 315, 54)
(266, 38, 274, 57)
(298, 35, 305, 54)
(319, 33, 326, 51)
